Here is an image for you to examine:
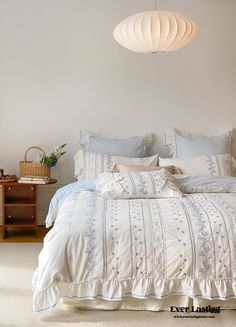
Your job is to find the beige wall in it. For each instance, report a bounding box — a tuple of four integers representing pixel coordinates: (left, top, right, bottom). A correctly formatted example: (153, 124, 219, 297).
(0, 0, 236, 185)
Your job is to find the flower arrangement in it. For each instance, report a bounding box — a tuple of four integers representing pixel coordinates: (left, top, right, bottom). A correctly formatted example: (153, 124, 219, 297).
(40, 144, 67, 167)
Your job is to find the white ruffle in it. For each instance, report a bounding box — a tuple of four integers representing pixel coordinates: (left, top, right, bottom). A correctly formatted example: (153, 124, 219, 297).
(33, 277, 236, 312)
(45, 210, 58, 228)
(73, 149, 84, 179)
(79, 130, 91, 149)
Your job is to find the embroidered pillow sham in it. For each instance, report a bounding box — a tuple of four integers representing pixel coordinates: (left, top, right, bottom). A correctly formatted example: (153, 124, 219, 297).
(164, 128, 232, 158)
(96, 169, 183, 199)
(79, 131, 154, 157)
(74, 150, 159, 180)
(159, 154, 234, 176)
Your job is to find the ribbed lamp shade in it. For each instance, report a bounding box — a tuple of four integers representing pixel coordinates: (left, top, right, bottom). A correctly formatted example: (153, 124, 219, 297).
(113, 11, 198, 53)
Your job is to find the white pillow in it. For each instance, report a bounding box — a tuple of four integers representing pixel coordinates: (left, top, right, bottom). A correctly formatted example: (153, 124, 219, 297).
(159, 154, 234, 176)
(74, 150, 159, 180)
(164, 128, 232, 158)
(96, 169, 183, 199)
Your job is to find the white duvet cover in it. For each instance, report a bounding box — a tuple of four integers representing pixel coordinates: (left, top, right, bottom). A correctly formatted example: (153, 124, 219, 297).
(33, 182, 236, 312)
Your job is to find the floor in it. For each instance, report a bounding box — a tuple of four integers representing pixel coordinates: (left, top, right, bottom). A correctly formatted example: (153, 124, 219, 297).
(0, 243, 236, 327)
(0, 226, 48, 243)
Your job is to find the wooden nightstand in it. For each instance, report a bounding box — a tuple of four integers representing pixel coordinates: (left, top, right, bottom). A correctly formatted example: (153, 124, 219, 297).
(1, 179, 57, 239)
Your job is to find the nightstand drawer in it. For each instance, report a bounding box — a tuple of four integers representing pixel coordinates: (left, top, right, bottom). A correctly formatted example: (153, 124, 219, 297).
(5, 207, 36, 225)
(5, 185, 36, 204)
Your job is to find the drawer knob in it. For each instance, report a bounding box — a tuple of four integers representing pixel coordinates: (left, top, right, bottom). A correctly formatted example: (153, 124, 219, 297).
(30, 187, 34, 191)
(8, 215, 12, 218)
(31, 215, 34, 218)
(8, 187, 11, 191)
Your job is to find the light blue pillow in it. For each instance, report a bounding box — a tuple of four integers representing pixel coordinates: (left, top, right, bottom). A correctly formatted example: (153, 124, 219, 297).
(175, 133, 231, 158)
(79, 131, 153, 157)
(164, 129, 231, 158)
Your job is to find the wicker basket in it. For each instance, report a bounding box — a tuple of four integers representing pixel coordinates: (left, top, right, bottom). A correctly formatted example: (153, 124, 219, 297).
(19, 146, 51, 178)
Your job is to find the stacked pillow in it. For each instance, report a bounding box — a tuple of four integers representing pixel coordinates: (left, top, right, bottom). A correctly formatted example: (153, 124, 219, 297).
(74, 129, 235, 181)
(73, 131, 184, 200)
(74, 150, 159, 180)
(74, 131, 157, 180)
(161, 128, 235, 177)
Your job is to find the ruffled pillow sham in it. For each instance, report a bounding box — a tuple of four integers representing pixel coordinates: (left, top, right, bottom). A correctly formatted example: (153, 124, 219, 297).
(164, 128, 232, 158)
(96, 169, 183, 199)
(79, 131, 154, 157)
(159, 154, 234, 176)
(74, 150, 159, 180)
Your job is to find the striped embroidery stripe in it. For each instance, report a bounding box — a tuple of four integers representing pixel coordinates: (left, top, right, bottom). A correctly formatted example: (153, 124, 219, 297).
(102, 198, 108, 279)
(181, 200, 196, 278)
(146, 201, 155, 278)
(128, 172, 137, 194)
(204, 194, 232, 277)
(148, 172, 157, 195)
(140, 200, 148, 276)
(128, 201, 134, 277)
(190, 195, 216, 279)
(215, 156, 221, 175)
(155, 201, 167, 278)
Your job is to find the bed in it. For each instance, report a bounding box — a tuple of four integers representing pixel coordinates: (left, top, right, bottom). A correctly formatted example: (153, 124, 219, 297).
(32, 175, 236, 312)
(32, 130, 236, 312)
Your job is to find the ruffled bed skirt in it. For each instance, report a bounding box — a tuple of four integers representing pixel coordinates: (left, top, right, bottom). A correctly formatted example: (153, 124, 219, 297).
(33, 277, 236, 312)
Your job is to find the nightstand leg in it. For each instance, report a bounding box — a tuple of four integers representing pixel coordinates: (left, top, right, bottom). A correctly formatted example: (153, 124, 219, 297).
(2, 227, 6, 240)
(35, 226, 38, 239)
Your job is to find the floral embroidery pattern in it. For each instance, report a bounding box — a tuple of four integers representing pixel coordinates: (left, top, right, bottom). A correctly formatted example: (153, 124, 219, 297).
(185, 196, 213, 278)
(206, 156, 217, 176)
(107, 200, 120, 278)
(134, 173, 148, 195)
(148, 200, 165, 278)
(84, 192, 97, 277)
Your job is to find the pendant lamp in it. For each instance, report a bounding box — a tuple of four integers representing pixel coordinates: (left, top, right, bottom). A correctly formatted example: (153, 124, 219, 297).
(113, 1, 198, 53)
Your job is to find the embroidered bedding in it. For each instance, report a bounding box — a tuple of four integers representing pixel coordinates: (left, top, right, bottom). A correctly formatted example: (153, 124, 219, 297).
(33, 176, 236, 312)
(96, 170, 182, 199)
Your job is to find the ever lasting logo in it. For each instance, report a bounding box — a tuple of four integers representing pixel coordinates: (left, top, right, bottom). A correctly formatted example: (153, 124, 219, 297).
(171, 305, 221, 318)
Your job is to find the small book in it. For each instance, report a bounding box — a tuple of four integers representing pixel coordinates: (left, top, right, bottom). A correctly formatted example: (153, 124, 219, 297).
(18, 179, 49, 184)
(23, 175, 49, 179)
(20, 175, 49, 182)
